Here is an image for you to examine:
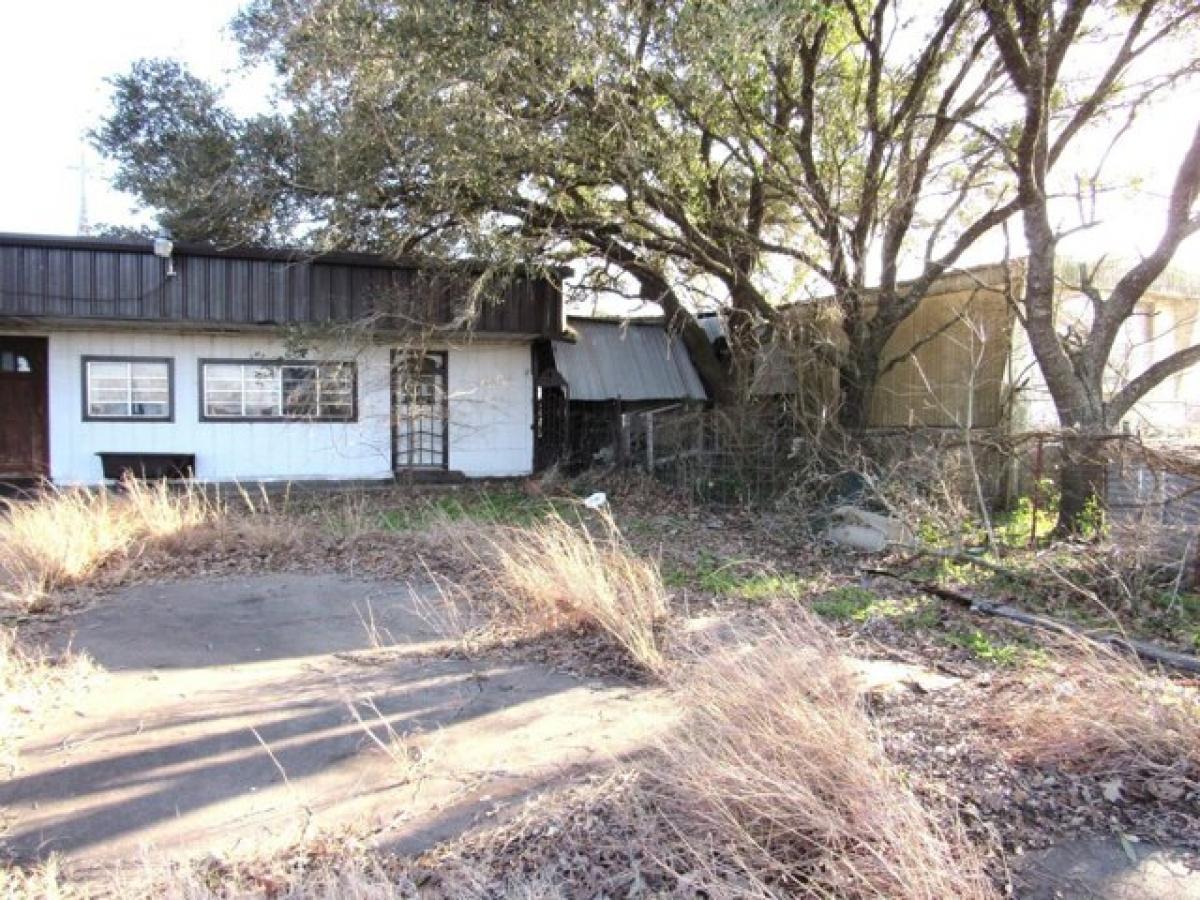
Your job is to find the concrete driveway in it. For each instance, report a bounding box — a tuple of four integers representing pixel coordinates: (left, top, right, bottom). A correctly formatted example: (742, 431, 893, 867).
(0, 574, 672, 871)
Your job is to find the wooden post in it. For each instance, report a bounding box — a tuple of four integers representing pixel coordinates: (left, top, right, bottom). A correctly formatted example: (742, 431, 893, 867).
(1029, 435, 1044, 549)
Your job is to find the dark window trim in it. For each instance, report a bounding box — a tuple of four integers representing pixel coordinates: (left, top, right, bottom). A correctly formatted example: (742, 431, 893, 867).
(197, 357, 359, 423)
(81, 355, 175, 423)
(391, 349, 449, 470)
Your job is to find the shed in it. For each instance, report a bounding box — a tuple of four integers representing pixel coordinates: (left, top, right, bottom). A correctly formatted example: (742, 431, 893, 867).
(536, 316, 708, 471)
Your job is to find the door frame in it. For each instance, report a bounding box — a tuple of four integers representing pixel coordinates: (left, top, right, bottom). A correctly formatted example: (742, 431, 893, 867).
(0, 335, 50, 479)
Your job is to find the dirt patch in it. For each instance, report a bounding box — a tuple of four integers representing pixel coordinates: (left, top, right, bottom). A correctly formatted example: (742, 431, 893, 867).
(0, 574, 674, 875)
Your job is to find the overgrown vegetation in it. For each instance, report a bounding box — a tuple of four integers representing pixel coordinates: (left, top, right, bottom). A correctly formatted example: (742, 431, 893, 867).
(988, 640, 1200, 791)
(0, 480, 218, 612)
(651, 620, 998, 899)
(4, 474, 1200, 896)
(0, 480, 320, 614)
(474, 508, 670, 678)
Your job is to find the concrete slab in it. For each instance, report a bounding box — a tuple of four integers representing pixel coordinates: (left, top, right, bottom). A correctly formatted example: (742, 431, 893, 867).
(0, 575, 673, 872)
(1016, 838, 1200, 899)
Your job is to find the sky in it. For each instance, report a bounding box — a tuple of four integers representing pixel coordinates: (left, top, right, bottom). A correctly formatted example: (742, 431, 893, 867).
(0, 1, 1196, 278)
(0, 0, 258, 236)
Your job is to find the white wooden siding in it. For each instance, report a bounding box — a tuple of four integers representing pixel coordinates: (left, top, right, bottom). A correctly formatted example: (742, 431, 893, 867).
(39, 330, 533, 483)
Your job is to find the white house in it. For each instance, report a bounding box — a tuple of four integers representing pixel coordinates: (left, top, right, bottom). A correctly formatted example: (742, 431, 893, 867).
(0, 233, 566, 485)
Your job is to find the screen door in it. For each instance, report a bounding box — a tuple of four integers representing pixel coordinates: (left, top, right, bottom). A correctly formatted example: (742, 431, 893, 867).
(392, 351, 447, 469)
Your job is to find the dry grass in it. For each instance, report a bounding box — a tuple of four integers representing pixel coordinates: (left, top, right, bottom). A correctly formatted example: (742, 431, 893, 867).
(649, 618, 999, 899)
(0, 480, 217, 611)
(1, 619, 1008, 899)
(0, 481, 313, 613)
(477, 507, 670, 677)
(986, 639, 1200, 791)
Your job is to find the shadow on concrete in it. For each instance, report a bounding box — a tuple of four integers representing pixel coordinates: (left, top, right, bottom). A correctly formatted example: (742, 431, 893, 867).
(0, 654, 576, 862)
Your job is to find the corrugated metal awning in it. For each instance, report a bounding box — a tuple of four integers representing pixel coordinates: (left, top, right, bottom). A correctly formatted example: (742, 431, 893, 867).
(553, 318, 708, 402)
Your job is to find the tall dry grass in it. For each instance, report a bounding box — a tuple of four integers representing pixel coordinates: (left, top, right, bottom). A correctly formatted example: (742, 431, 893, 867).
(0, 480, 309, 613)
(478, 508, 670, 677)
(651, 619, 998, 899)
(986, 640, 1200, 790)
(0, 480, 218, 611)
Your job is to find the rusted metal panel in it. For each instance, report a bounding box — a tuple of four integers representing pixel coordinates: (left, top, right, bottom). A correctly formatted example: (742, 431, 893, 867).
(0, 233, 564, 338)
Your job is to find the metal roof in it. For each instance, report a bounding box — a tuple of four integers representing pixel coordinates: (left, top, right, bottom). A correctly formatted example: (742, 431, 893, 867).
(0, 232, 564, 338)
(553, 317, 708, 402)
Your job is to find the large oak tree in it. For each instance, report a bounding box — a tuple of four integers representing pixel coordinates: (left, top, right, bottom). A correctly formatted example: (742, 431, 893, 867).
(96, 0, 1200, 528)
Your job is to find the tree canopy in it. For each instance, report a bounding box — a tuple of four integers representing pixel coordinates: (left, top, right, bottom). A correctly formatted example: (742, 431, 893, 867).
(96, 0, 1199, 431)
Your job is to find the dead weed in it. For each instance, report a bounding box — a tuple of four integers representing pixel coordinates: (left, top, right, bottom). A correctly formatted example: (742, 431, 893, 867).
(470, 508, 670, 678)
(985, 638, 1200, 796)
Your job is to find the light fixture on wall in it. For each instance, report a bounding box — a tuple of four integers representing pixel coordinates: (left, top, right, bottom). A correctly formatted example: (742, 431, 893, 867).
(153, 237, 176, 277)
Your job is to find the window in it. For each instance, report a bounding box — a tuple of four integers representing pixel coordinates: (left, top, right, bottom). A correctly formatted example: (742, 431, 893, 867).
(393, 351, 447, 468)
(200, 360, 356, 421)
(83, 357, 173, 421)
(0, 351, 31, 373)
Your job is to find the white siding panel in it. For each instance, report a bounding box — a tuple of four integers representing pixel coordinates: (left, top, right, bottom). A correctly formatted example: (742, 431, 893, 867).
(446, 343, 533, 476)
(45, 331, 533, 483)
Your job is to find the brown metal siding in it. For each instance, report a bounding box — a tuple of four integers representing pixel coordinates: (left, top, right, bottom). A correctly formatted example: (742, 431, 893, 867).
(0, 235, 564, 338)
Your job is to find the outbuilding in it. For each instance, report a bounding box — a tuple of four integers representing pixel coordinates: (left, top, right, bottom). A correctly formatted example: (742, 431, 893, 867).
(535, 316, 709, 470)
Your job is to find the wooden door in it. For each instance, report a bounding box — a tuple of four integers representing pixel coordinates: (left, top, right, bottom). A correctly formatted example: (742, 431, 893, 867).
(0, 337, 48, 478)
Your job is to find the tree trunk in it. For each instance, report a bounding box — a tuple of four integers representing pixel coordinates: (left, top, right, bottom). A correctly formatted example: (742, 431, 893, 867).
(837, 348, 880, 431)
(633, 264, 737, 405)
(1055, 430, 1108, 538)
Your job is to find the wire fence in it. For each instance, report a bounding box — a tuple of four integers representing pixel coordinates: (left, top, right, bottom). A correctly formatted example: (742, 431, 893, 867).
(625, 402, 800, 505)
(600, 404, 1200, 551)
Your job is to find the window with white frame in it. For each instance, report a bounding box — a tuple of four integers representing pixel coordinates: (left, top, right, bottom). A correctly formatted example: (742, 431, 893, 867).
(200, 361, 356, 421)
(83, 357, 173, 421)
